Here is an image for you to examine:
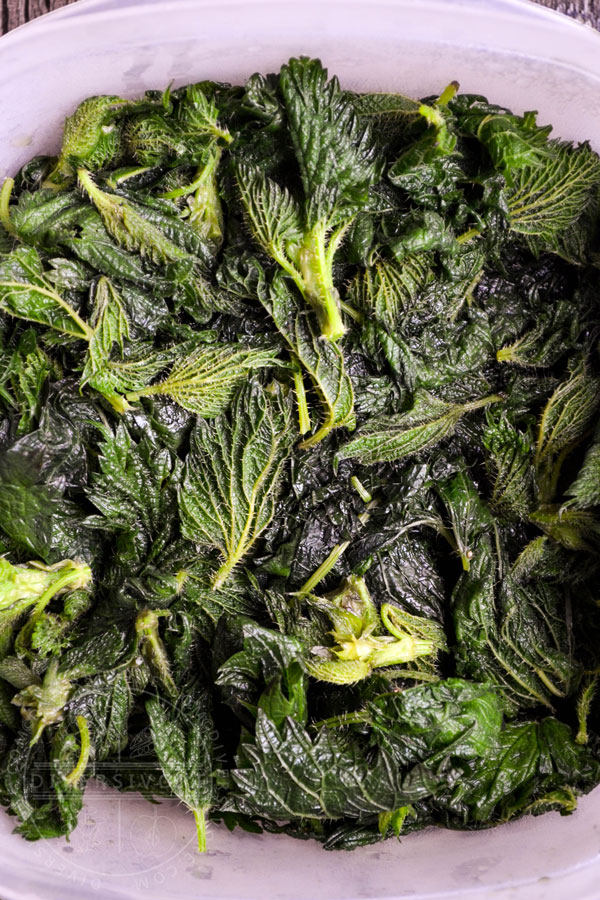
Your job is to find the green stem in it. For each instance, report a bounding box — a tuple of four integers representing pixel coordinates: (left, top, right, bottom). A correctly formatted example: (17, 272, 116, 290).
(158, 165, 209, 200)
(297, 506, 375, 596)
(339, 300, 362, 323)
(293, 367, 311, 436)
(193, 806, 208, 853)
(65, 716, 91, 785)
(456, 227, 480, 244)
(297, 540, 351, 597)
(576, 673, 599, 745)
(298, 223, 346, 341)
(311, 709, 371, 730)
(437, 80, 459, 106)
(0, 178, 15, 235)
(461, 394, 504, 414)
(351, 476, 372, 504)
(107, 166, 153, 188)
(135, 609, 177, 698)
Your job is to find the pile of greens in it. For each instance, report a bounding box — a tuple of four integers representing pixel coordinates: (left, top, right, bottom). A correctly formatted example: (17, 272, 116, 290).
(0, 57, 599, 852)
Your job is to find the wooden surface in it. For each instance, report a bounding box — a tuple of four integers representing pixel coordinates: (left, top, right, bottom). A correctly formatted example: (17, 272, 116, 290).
(1, 0, 76, 33)
(0, 0, 599, 34)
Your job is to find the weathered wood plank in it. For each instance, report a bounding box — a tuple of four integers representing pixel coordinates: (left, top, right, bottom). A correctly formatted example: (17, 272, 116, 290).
(534, 0, 600, 25)
(2, 0, 77, 35)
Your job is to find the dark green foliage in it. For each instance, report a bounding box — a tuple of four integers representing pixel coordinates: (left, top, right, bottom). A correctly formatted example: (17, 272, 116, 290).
(0, 56, 599, 855)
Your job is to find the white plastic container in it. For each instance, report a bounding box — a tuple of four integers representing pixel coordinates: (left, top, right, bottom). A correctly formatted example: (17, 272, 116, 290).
(1, 1, 600, 898)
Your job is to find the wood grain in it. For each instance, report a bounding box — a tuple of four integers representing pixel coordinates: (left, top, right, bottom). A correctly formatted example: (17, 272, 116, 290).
(0, 0, 598, 36)
(534, 0, 600, 24)
(2, 0, 77, 34)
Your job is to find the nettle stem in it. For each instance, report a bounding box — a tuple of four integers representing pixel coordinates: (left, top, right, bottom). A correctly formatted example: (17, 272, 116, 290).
(298, 223, 345, 341)
(65, 716, 92, 786)
(193, 806, 208, 853)
(293, 366, 311, 435)
(0, 178, 15, 235)
(297, 505, 376, 596)
(135, 609, 177, 698)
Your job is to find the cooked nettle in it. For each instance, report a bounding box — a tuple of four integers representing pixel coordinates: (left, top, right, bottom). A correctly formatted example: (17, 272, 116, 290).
(0, 57, 599, 852)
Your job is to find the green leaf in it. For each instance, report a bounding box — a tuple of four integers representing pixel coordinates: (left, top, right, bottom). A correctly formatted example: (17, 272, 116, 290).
(48, 95, 129, 182)
(458, 105, 552, 173)
(0, 247, 92, 339)
(350, 254, 431, 330)
(78, 170, 192, 264)
(7, 189, 86, 248)
(62, 213, 158, 286)
(279, 57, 379, 226)
(452, 537, 580, 710)
(231, 711, 404, 820)
(179, 383, 294, 588)
(0, 329, 54, 434)
(217, 620, 308, 728)
(483, 414, 534, 519)
(235, 163, 303, 265)
(236, 58, 380, 341)
(147, 692, 214, 851)
(335, 390, 502, 465)
(87, 421, 181, 568)
(507, 141, 600, 242)
(566, 433, 600, 509)
(175, 561, 258, 639)
(535, 367, 600, 464)
(129, 343, 278, 418)
(434, 466, 494, 571)
(445, 718, 600, 824)
(263, 276, 355, 446)
(367, 679, 504, 767)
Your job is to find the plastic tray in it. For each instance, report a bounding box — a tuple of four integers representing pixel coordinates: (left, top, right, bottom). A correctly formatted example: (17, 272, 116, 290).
(1, 2, 600, 898)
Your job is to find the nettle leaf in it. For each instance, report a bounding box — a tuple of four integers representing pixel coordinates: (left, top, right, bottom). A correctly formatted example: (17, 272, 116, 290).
(128, 342, 279, 418)
(535, 368, 600, 488)
(7, 189, 86, 248)
(236, 57, 380, 341)
(350, 254, 432, 330)
(87, 421, 181, 567)
(457, 103, 552, 173)
(87, 276, 130, 360)
(507, 141, 600, 242)
(146, 693, 214, 852)
(434, 467, 494, 572)
(80, 277, 165, 406)
(48, 95, 129, 183)
(231, 711, 403, 820)
(483, 414, 534, 519)
(62, 214, 157, 286)
(351, 90, 421, 126)
(236, 163, 303, 265)
(263, 276, 354, 446)
(0, 247, 92, 339)
(536, 368, 600, 462)
(496, 300, 578, 369)
(179, 383, 294, 588)
(279, 57, 379, 226)
(452, 537, 580, 710)
(336, 390, 502, 465)
(78, 170, 194, 265)
(84, 343, 167, 405)
(444, 718, 600, 825)
(217, 620, 308, 728)
(566, 431, 600, 509)
(367, 679, 504, 768)
(174, 561, 257, 639)
(0, 329, 55, 434)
